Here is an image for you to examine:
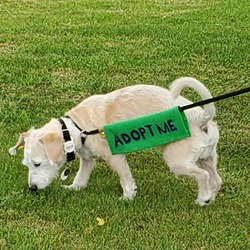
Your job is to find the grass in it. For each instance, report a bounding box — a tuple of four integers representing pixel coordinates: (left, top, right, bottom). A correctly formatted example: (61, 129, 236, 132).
(0, 0, 249, 249)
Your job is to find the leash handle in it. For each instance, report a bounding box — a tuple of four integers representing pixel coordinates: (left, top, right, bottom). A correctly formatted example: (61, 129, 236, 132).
(179, 87, 250, 112)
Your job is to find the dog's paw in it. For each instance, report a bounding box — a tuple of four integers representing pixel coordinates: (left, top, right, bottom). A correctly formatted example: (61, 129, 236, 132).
(122, 185, 137, 200)
(196, 187, 216, 207)
(196, 193, 216, 206)
(61, 184, 84, 191)
(120, 193, 136, 201)
(196, 198, 211, 206)
(119, 196, 131, 201)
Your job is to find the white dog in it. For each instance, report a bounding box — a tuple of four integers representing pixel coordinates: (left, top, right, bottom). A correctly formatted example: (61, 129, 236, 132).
(9, 77, 222, 206)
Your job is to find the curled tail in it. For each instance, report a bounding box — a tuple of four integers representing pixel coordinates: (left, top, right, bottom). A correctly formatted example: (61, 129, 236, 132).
(170, 77, 216, 124)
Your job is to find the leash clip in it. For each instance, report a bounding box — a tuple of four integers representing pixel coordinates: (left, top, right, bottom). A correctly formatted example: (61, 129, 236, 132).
(99, 128, 105, 138)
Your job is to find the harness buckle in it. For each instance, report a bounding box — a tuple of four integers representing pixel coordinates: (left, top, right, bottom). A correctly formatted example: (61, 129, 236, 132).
(63, 140, 75, 153)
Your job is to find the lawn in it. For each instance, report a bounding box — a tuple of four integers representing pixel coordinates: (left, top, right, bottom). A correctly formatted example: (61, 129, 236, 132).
(0, 0, 249, 249)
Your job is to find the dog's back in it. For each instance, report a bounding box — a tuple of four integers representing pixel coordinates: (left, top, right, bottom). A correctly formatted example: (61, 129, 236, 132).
(67, 84, 204, 129)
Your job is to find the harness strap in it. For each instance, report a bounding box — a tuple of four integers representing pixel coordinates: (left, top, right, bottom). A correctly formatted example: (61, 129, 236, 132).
(82, 129, 100, 135)
(64, 115, 100, 140)
(64, 116, 86, 144)
(58, 116, 101, 163)
(64, 115, 84, 132)
(58, 118, 75, 162)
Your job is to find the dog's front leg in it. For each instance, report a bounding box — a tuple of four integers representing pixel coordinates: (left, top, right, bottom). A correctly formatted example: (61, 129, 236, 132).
(63, 158, 95, 190)
(105, 154, 137, 200)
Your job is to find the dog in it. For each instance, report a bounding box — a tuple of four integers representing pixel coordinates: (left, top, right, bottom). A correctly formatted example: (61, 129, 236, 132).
(9, 77, 222, 206)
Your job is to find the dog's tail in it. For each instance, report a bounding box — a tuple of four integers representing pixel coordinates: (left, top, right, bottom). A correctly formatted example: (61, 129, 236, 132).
(170, 77, 215, 125)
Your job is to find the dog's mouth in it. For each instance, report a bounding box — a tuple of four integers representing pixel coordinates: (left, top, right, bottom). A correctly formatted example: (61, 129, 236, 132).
(28, 179, 54, 191)
(28, 170, 58, 191)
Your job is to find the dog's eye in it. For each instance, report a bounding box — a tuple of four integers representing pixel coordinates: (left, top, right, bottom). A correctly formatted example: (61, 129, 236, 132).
(34, 163, 41, 167)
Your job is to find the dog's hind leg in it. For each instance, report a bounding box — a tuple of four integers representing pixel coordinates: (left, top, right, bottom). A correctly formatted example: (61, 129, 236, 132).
(105, 154, 137, 200)
(169, 163, 213, 206)
(188, 166, 213, 206)
(64, 158, 96, 190)
(163, 147, 213, 206)
(199, 155, 222, 202)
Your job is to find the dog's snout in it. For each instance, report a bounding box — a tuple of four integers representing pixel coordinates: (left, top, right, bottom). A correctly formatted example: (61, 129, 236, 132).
(29, 185, 38, 191)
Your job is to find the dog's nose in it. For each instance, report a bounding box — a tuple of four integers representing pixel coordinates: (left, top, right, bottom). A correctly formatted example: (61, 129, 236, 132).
(29, 185, 38, 191)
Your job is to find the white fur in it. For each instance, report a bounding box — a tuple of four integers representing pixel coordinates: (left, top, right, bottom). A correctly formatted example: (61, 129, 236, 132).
(10, 77, 222, 206)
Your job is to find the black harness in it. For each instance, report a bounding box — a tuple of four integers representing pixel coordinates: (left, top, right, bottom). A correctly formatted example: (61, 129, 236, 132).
(58, 116, 100, 162)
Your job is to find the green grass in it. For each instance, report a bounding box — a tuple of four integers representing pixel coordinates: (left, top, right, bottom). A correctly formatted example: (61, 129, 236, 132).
(0, 0, 250, 249)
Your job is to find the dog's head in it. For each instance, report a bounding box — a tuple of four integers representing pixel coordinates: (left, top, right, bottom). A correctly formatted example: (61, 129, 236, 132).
(9, 121, 66, 190)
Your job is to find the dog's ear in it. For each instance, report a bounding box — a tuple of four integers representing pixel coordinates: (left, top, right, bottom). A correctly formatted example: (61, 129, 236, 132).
(40, 133, 64, 164)
(9, 131, 30, 155)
